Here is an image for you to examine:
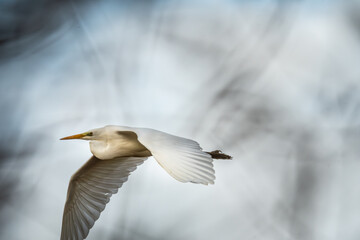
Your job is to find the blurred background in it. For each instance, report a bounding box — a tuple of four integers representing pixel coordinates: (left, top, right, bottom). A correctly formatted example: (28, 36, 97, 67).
(1, 0, 360, 239)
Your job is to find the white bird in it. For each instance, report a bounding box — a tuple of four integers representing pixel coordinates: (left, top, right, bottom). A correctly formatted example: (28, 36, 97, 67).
(60, 125, 231, 240)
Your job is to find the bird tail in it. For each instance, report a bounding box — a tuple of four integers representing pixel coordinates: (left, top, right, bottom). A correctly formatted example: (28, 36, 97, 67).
(206, 150, 232, 160)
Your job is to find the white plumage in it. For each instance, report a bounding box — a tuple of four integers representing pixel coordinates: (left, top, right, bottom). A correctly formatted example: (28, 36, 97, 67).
(60, 125, 231, 240)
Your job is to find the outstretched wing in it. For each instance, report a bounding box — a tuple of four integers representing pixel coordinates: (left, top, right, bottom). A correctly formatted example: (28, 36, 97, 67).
(60, 156, 146, 240)
(133, 128, 215, 185)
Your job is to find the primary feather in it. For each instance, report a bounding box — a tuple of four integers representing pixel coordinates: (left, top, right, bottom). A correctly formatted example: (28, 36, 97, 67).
(132, 127, 216, 185)
(60, 156, 146, 240)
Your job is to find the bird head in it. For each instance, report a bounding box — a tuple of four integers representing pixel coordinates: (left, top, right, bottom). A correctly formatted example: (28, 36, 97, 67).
(60, 131, 95, 141)
(60, 126, 125, 141)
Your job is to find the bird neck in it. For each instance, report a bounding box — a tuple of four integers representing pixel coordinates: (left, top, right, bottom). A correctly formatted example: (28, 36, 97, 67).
(89, 140, 110, 159)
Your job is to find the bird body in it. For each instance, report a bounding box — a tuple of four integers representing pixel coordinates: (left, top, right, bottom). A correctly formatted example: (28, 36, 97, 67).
(88, 126, 152, 159)
(60, 125, 231, 240)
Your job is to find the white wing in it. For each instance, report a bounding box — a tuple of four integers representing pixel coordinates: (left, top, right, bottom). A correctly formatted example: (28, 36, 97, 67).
(133, 128, 215, 185)
(60, 156, 146, 240)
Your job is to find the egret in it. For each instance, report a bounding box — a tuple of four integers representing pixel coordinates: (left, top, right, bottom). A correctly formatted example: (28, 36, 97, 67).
(60, 125, 231, 240)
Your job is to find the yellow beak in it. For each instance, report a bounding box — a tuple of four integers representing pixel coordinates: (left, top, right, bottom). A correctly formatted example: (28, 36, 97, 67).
(60, 133, 87, 140)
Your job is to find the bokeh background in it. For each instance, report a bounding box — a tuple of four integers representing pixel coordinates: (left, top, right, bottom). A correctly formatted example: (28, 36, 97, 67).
(1, 0, 360, 239)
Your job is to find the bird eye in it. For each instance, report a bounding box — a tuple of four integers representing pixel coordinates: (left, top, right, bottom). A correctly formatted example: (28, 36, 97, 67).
(87, 132, 93, 136)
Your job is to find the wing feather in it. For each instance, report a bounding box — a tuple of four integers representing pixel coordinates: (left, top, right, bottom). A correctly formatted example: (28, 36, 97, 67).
(60, 156, 146, 240)
(132, 128, 215, 185)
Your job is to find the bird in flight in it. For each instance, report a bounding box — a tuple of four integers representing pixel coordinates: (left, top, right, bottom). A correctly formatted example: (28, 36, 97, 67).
(60, 125, 231, 240)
